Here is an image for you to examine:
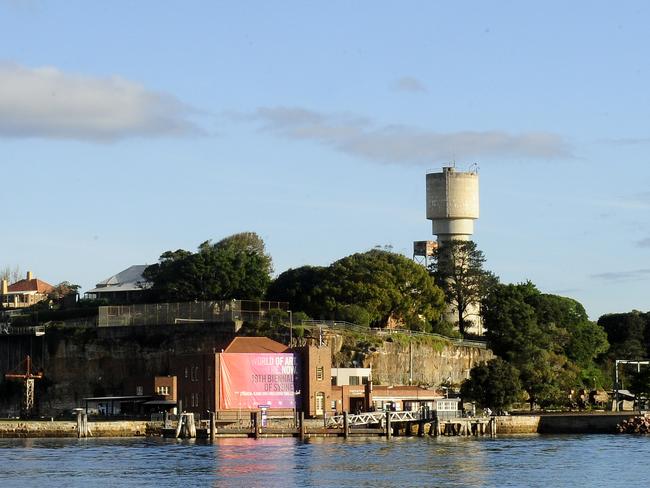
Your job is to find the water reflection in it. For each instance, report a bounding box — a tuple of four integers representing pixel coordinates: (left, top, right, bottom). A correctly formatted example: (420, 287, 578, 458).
(0, 435, 649, 487)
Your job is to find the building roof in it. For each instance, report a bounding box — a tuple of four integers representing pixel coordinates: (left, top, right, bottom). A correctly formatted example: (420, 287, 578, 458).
(224, 336, 289, 354)
(86, 265, 150, 294)
(7, 278, 54, 294)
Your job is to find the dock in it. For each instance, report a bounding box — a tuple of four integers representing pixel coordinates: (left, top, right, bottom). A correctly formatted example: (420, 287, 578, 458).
(162, 410, 497, 439)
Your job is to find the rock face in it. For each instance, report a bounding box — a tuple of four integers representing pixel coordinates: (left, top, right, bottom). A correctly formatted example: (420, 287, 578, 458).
(0, 326, 494, 416)
(330, 334, 494, 386)
(0, 324, 236, 417)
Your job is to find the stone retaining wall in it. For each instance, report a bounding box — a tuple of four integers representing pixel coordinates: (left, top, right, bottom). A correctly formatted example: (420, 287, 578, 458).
(0, 420, 160, 438)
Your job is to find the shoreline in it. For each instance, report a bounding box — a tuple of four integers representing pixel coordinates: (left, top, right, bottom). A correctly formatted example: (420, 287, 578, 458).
(0, 412, 641, 438)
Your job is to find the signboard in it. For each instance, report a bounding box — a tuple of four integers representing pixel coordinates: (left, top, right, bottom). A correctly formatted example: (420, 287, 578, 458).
(219, 353, 301, 410)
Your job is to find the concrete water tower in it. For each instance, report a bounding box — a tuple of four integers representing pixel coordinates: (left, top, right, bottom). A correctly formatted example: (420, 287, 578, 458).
(426, 166, 483, 334)
(426, 166, 479, 243)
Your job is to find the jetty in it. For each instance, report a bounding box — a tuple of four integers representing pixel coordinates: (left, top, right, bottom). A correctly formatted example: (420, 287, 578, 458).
(163, 410, 497, 440)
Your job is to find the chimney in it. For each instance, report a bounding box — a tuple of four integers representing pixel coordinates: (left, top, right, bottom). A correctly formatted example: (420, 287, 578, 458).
(1, 279, 7, 295)
(27, 271, 33, 281)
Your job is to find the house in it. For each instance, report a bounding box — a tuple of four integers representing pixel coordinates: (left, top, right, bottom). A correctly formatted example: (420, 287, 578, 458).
(1, 271, 54, 309)
(85, 265, 150, 304)
(172, 336, 332, 418)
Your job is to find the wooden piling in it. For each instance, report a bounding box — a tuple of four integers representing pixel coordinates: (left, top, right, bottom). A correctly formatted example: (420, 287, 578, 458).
(209, 411, 216, 441)
(385, 411, 392, 440)
(251, 412, 259, 439)
(343, 412, 349, 439)
(299, 411, 306, 441)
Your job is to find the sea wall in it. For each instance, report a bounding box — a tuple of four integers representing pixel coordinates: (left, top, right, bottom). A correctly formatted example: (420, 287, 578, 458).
(0, 420, 160, 438)
(497, 413, 639, 434)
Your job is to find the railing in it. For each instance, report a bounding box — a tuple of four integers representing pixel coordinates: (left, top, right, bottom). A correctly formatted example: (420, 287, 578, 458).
(326, 410, 435, 428)
(301, 320, 487, 349)
(0, 324, 45, 336)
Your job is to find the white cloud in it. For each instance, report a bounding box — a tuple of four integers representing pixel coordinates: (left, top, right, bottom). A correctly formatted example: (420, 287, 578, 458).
(392, 76, 427, 93)
(243, 106, 572, 165)
(0, 63, 200, 141)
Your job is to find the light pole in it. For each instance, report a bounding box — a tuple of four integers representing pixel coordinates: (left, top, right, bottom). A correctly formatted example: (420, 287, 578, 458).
(288, 310, 293, 346)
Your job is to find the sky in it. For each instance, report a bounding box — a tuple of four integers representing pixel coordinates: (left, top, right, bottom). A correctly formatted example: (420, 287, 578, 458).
(1, 1, 649, 320)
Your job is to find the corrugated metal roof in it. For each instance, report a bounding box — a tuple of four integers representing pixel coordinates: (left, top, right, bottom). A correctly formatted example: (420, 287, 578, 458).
(87, 265, 150, 293)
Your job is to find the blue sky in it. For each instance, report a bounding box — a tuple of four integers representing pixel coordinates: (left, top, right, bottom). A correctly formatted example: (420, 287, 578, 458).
(1, 1, 649, 319)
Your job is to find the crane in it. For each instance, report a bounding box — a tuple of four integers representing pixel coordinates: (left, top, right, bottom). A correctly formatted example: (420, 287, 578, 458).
(5, 355, 44, 417)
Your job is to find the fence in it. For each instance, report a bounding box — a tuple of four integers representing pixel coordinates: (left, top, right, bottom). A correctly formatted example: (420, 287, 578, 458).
(98, 300, 289, 327)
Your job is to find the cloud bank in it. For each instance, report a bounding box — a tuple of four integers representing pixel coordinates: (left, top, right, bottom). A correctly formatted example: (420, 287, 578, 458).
(241, 107, 571, 165)
(0, 63, 199, 141)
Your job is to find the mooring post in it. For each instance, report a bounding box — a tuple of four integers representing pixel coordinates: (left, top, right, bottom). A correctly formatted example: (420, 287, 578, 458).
(299, 411, 306, 440)
(385, 411, 392, 439)
(210, 411, 216, 442)
(251, 412, 259, 439)
(76, 410, 84, 438)
(343, 411, 349, 439)
(433, 417, 439, 437)
(418, 421, 425, 437)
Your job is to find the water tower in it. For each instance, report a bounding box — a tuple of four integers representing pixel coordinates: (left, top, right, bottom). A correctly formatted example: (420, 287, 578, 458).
(426, 166, 482, 334)
(426, 166, 479, 243)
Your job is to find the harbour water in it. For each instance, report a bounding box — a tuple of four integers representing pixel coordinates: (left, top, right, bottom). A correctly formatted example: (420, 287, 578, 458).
(1, 435, 649, 487)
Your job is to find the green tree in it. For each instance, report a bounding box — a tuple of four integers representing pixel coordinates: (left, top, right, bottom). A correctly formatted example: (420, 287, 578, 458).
(429, 240, 497, 335)
(483, 282, 607, 408)
(144, 232, 273, 302)
(460, 358, 522, 411)
(48, 282, 81, 301)
(598, 311, 649, 359)
(267, 249, 446, 331)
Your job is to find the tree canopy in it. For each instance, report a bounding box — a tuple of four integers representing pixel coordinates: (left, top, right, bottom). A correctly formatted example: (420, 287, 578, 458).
(267, 249, 445, 331)
(481, 281, 609, 409)
(460, 358, 522, 411)
(429, 240, 497, 335)
(144, 232, 273, 302)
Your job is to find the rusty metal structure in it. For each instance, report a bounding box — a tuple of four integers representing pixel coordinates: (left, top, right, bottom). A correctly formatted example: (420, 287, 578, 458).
(5, 355, 44, 417)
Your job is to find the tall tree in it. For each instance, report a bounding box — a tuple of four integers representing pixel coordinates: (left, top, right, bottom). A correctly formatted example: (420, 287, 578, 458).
(144, 232, 273, 302)
(429, 240, 497, 335)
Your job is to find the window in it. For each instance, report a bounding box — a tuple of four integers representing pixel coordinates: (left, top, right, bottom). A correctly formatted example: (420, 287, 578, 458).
(349, 376, 360, 386)
(136, 386, 143, 396)
(362, 376, 369, 385)
(331, 400, 337, 410)
(316, 366, 324, 381)
(207, 366, 212, 381)
(184, 367, 189, 379)
(190, 365, 199, 382)
(331, 376, 338, 386)
(156, 386, 170, 396)
(315, 392, 325, 415)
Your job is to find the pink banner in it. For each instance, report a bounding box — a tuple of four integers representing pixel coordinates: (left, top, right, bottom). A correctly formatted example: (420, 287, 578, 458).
(220, 353, 301, 409)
